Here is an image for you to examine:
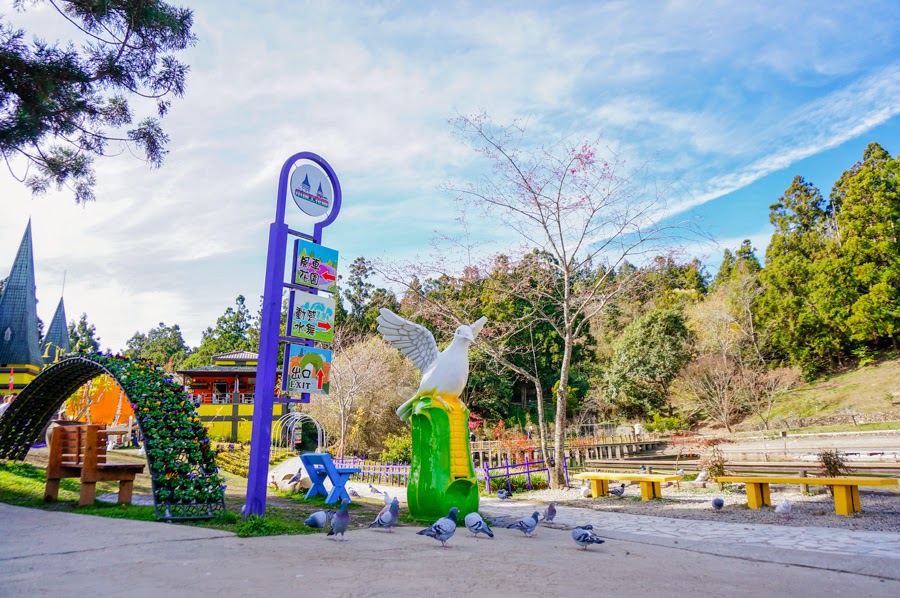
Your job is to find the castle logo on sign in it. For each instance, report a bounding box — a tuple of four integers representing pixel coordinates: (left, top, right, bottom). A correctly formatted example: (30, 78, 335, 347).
(290, 163, 333, 217)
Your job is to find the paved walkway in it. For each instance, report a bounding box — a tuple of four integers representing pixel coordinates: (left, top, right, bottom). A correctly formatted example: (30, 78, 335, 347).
(481, 499, 900, 561)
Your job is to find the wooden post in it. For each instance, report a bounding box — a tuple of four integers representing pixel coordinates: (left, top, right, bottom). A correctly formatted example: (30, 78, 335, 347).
(799, 469, 808, 494)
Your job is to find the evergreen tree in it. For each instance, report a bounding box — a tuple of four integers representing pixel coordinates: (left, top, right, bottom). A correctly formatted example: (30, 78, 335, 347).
(68, 312, 99, 353)
(1, 1, 196, 202)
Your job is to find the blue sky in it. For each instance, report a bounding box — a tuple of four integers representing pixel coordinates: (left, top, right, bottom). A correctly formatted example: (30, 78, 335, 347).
(1, 1, 900, 350)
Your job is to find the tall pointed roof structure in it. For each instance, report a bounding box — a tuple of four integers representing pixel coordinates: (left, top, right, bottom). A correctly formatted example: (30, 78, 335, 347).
(42, 296, 70, 364)
(0, 221, 43, 368)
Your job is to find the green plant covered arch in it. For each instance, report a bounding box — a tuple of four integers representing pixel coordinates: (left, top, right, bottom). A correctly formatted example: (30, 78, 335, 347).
(0, 354, 225, 520)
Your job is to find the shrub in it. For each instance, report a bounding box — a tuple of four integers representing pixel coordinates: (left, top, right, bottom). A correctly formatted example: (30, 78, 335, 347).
(481, 472, 550, 494)
(646, 412, 689, 433)
(379, 430, 412, 463)
(818, 449, 852, 477)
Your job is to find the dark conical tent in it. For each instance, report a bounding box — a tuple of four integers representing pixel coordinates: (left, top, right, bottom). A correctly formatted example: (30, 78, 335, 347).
(0, 221, 43, 369)
(42, 296, 70, 364)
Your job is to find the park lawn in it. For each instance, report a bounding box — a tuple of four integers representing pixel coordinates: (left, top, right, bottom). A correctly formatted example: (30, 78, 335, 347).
(0, 458, 399, 537)
(771, 357, 900, 420)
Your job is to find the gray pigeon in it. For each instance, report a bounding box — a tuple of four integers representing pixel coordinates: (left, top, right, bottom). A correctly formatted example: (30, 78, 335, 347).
(288, 466, 304, 484)
(304, 509, 335, 528)
(640, 465, 648, 474)
(775, 499, 791, 516)
(609, 483, 626, 498)
(496, 488, 512, 500)
(464, 512, 494, 538)
(711, 498, 725, 511)
(368, 484, 383, 494)
(369, 498, 400, 532)
(506, 511, 540, 537)
(572, 524, 606, 551)
(348, 487, 360, 498)
(417, 507, 459, 548)
(542, 502, 557, 523)
(326, 499, 351, 541)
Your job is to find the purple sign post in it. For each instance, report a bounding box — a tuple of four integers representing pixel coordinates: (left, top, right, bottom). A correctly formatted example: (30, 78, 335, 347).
(244, 152, 342, 518)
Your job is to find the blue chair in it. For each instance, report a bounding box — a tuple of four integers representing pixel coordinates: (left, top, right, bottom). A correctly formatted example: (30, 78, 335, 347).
(299, 453, 362, 504)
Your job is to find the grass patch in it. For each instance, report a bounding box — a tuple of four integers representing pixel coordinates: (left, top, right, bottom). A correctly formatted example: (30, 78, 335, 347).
(0, 459, 390, 537)
(783, 421, 900, 434)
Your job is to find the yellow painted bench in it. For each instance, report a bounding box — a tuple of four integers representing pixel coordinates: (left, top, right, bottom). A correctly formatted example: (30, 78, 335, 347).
(574, 472, 682, 501)
(716, 476, 899, 516)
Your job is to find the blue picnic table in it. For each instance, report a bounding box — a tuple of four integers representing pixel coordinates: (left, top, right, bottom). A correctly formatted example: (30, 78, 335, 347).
(299, 452, 362, 504)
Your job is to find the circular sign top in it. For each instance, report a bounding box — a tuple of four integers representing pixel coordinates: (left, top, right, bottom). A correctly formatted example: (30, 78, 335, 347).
(290, 163, 334, 218)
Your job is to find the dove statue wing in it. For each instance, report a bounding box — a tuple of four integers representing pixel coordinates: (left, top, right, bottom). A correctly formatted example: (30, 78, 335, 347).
(376, 308, 439, 373)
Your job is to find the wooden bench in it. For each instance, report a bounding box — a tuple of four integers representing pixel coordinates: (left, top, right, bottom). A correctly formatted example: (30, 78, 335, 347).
(299, 452, 361, 504)
(716, 475, 900, 516)
(574, 472, 682, 501)
(45, 424, 145, 507)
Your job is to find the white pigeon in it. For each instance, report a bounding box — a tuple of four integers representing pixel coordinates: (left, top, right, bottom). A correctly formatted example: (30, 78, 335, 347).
(676, 468, 685, 477)
(376, 309, 488, 421)
(572, 525, 606, 551)
(775, 499, 791, 516)
(506, 511, 540, 537)
(382, 491, 392, 505)
(580, 481, 592, 498)
(417, 507, 459, 548)
(609, 483, 626, 498)
(695, 471, 709, 483)
(464, 512, 494, 538)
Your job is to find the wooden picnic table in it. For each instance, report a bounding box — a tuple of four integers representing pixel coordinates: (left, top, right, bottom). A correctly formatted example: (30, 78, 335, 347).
(574, 472, 682, 501)
(716, 475, 899, 516)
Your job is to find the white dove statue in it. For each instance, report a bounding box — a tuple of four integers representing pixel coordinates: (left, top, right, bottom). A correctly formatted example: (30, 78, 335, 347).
(377, 308, 487, 519)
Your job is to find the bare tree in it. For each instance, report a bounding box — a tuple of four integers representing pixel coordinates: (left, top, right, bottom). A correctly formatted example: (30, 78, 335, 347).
(675, 355, 745, 432)
(303, 334, 417, 458)
(446, 113, 695, 486)
(743, 366, 802, 430)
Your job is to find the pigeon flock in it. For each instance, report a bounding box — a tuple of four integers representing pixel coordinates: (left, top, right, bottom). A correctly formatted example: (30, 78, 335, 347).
(305, 493, 607, 550)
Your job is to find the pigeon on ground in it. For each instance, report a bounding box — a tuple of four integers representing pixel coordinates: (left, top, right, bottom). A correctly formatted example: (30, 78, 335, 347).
(640, 465, 647, 474)
(369, 498, 400, 532)
(609, 483, 626, 498)
(464, 512, 494, 538)
(695, 471, 709, 483)
(382, 491, 392, 505)
(572, 525, 606, 551)
(580, 481, 592, 498)
(288, 466, 304, 484)
(711, 498, 725, 512)
(506, 511, 540, 537)
(676, 468, 685, 477)
(497, 488, 512, 500)
(304, 510, 335, 528)
(542, 502, 557, 523)
(348, 487, 360, 498)
(326, 499, 351, 541)
(775, 499, 791, 516)
(368, 484, 382, 494)
(417, 507, 459, 548)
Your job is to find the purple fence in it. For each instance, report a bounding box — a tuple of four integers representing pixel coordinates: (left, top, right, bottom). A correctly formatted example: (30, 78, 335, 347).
(479, 456, 569, 493)
(333, 457, 410, 487)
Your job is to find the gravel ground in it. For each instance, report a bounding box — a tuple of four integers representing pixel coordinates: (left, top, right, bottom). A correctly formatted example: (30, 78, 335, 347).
(515, 482, 900, 532)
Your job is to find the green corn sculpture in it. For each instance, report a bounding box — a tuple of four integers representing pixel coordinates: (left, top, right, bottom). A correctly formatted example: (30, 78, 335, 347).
(377, 309, 487, 519)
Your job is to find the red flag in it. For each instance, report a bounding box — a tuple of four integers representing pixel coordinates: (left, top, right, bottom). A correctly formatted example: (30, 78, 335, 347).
(8, 368, 14, 392)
